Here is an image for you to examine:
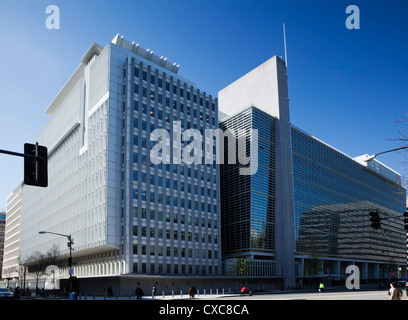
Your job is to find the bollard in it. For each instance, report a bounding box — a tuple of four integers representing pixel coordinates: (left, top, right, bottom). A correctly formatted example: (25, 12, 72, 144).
(204, 289, 206, 296)
(172, 290, 174, 298)
(197, 289, 199, 297)
(210, 289, 212, 296)
(163, 290, 165, 298)
(180, 290, 183, 298)
(216, 289, 218, 295)
(222, 288, 225, 295)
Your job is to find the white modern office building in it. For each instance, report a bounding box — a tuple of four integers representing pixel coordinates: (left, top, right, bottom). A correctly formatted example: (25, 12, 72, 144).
(2, 184, 21, 281)
(3, 34, 406, 293)
(3, 34, 222, 293)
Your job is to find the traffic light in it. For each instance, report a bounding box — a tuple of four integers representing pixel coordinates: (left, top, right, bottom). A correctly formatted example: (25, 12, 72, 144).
(369, 210, 381, 229)
(403, 209, 408, 230)
(24, 143, 48, 187)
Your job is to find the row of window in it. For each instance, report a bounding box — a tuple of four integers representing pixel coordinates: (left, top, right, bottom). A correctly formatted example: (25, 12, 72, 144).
(133, 66, 216, 112)
(132, 189, 218, 213)
(133, 262, 219, 275)
(134, 172, 217, 195)
(133, 244, 218, 260)
(133, 166, 216, 186)
(133, 100, 216, 127)
(133, 207, 217, 223)
(133, 226, 218, 243)
(132, 138, 217, 167)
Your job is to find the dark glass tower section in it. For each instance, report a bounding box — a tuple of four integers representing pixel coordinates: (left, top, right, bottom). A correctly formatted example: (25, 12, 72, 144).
(220, 107, 276, 260)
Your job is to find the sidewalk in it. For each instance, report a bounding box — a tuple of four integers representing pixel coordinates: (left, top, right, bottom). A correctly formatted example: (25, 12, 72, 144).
(71, 287, 336, 300)
(74, 292, 241, 301)
(24, 284, 379, 301)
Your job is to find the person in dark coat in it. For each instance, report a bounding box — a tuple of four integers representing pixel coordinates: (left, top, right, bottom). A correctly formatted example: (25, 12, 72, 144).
(107, 286, 113, 297)
(14, 286, 20, 300)
(188, 286, 196, 299)
(135, 287, 143, 300)
(152, 284, 157, 299)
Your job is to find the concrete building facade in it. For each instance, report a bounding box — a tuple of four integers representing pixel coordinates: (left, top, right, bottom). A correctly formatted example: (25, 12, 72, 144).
(2, 184, 21, 281)
(3, 35, 222, 294)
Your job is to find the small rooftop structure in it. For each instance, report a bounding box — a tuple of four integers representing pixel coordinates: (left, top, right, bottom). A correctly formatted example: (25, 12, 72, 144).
(111, 33, 180, 74)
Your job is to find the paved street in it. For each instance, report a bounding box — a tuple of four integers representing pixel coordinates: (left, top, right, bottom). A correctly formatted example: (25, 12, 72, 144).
(222, 290, 398, 300)
(15, 284, 403, 301)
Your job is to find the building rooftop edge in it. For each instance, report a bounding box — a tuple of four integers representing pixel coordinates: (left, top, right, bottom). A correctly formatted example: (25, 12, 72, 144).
(45, 34, 188, 115)
(111, 33, 180, 74)
(219, 104, 278, 123)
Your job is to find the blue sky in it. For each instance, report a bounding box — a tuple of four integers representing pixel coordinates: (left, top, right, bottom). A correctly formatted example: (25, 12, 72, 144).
(0, 0, 407, 210)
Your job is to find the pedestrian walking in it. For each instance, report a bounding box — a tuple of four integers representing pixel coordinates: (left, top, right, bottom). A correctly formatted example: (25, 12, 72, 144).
(389, 282, 402, 300)
(240, 286, 247, 297)
(135, 287, 143, 300)
(14, 286, 20, 300)
(318, 282, 324, 293)
(188, 286, 196, 299)
(188, 287, 193, 299)
(152, 284, 157, 299)
(107, 286, 113, 298)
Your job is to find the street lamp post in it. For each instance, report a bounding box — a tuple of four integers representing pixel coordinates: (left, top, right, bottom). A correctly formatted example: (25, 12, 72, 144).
(39, 231, 74, 293)
(364, 145, 408, 277)
(363, 146, 408, 219)
(364, 146, 408, 162)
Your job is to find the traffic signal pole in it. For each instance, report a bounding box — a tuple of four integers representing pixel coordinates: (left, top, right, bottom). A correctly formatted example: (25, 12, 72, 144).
(0, 143, 48, 187)
(0, 148, 37, 159)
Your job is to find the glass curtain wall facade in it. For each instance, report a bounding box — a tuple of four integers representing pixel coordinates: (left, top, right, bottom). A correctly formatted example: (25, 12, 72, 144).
(219, 105, 406, 281)
(291, 127, 406, 272)
(220, 107, 277, 276)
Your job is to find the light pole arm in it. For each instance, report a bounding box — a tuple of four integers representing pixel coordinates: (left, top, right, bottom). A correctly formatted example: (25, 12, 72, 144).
(39, 230, 71, 240)
(364, 146, 408, 162)
(39, 230, 74, 293)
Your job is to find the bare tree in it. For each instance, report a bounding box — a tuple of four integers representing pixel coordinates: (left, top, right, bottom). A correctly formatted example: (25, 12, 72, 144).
(43, 244, 64, 268)
(22, 251, 47, 291)
(20, 245, 64, 293)
(388, 115, 408, 187)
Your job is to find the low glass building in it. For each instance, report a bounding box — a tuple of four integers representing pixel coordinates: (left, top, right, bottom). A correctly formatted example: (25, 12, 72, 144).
(292, 126, 406, 280)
